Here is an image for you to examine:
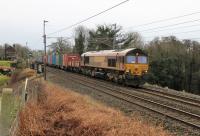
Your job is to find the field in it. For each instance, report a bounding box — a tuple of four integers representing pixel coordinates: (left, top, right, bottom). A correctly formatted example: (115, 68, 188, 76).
(0, 61, 13, 67)
(17, 80, 171, 136)
(0, 75, 9, 86)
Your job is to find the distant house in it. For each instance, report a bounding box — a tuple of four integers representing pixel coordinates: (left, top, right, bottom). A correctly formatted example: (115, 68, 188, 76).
(0, 44, 17, 61)
(5, 45, 16, 61)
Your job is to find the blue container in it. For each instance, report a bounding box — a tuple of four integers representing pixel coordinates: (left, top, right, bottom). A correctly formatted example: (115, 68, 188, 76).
(52, 54, 56, 65)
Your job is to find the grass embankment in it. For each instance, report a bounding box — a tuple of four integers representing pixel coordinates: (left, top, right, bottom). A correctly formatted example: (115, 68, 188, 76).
(0, 69, 36, 124)
(17, 81, 171, 136)
(0, 61, 13, 67)
(0, 75, 9, 86)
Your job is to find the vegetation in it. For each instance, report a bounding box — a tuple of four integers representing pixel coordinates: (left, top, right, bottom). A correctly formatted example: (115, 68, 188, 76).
(0, 61, 13, 67)
(47, 24, 144, 54)
(0, 44, 31, 60)
(10, 68, 36, 84)
(0, 75, 10, 86)
(0, 68, 36, 136)
(17, 81, 170, 136)
(1, 90, 20, 127)
(146, 37, 200, 94)
(48, 38, 72, 54)
(0, 43, 34, 68)
(74, 26, 87, 55)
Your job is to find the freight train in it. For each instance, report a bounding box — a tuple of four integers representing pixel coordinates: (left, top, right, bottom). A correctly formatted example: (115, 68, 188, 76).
(35, 48, 149, 86)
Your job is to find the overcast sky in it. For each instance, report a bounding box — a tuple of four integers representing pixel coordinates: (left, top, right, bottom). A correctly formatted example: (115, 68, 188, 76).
(0, 0, 200, 50)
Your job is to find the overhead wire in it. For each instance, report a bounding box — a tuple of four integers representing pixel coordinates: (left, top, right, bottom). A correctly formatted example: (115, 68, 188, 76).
(44, 3, 200, 46)
(143, 29, 200, 39)
(47, 0, 130, 36)
(141, 24, 200, 34)
(137, 19, 200, 32)
(126, 11, 200, 29)
(144, 37, 200, 43)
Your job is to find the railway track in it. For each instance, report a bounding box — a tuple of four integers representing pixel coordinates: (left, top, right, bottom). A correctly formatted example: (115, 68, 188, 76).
(48, 67, 200, 131)
(140, 87, 200, 106)
(71, 73, 200, 109)
(63, 69, 200, 110)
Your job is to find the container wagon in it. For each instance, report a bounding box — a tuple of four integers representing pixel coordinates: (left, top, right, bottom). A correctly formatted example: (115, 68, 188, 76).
(52, 54, 56, 66)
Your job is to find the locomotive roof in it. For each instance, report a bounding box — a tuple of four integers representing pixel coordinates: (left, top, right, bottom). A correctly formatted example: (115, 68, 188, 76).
(82, 48, 142, 57)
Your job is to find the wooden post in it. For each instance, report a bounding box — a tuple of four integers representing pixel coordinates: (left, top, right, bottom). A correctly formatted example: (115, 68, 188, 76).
(22, 78, 28, 106)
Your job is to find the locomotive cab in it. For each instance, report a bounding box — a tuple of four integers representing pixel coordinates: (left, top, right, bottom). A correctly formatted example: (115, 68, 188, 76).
(123, 49, 148, 86)
(81, 48, 149, 87)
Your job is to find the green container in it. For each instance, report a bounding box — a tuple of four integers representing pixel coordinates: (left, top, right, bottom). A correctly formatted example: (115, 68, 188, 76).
(59, 54, 63, 66)
(56, 55, 59, 66)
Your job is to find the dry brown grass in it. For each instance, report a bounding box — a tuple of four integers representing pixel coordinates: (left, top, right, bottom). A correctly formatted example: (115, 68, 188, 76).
(10, 68, 36, 84)
(17, 82, 172, 136)
(16, 69, 36, 81)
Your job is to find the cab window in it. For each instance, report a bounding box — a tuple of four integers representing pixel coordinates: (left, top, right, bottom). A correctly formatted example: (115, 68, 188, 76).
(126, 56, 136, 63)
(138, 56, 147, 64)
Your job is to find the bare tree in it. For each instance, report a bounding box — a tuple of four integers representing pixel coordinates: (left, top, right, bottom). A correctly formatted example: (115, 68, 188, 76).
(121, 32, 144, 49)
(49, 38, 72, 54)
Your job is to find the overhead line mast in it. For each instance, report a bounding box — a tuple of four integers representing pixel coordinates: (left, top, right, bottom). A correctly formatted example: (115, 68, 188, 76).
(43, 20, 48, 80)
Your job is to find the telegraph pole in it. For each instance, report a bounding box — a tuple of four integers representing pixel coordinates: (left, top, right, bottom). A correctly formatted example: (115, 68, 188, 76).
(113, 24, 117, 49)
(43, 20, 48, 80)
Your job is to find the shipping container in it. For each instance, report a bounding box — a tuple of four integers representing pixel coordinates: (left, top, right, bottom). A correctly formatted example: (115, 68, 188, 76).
(62, 54, 65, 67)
(52, 54, 56, 65)
(59, 54, 63, 66)
(68, 54, 81, 68)
(63, 54, 68, 67)
(47, 55, 51, 65)
(56, 55, 59, 66)
(50, 55, 52, 65)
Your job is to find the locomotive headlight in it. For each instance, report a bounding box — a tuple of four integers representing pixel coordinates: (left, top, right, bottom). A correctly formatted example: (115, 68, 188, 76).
(142, 70, 148, 74)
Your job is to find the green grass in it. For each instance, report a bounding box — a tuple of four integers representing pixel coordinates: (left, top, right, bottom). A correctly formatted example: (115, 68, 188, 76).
(0, 61, 13, 67)
(0, 75, 10, 86)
